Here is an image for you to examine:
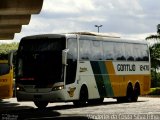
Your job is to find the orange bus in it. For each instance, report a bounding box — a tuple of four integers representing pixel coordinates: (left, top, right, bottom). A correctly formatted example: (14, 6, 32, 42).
(0, 51, 14, 99)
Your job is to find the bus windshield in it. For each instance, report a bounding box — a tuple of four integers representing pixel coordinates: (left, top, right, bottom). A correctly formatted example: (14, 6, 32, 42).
(16, 38, 66, 87)
(0, 62, 10, 76)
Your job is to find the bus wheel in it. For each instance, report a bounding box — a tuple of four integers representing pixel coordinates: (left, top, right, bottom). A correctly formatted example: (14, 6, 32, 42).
(73, 85, 88, 107)
(132, 84, 140, 102)
(126, 84, 133, 102)
(34, 101, 48, 109)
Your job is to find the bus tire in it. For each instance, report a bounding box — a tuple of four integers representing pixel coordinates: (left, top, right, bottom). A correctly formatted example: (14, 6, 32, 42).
(34, 101, 48, 109)
(126, 83, 134, 102)
(132, 83, 140, 102)
(73, 85, 88, 107)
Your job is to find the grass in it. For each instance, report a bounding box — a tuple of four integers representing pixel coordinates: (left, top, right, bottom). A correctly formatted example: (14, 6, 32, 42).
(148, 87, 160, 95)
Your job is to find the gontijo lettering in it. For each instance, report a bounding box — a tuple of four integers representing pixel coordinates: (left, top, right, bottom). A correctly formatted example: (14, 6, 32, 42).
(117, 64, 136, 71)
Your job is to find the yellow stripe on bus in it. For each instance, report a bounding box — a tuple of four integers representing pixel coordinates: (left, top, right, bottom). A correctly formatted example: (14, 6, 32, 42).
(105, 61, 151, 97)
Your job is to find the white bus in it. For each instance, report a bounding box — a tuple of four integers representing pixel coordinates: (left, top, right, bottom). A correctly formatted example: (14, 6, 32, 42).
(15, 32, 151, 108)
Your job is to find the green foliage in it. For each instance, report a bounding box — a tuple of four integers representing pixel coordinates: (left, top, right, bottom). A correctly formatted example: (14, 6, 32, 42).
(149, 43, 160, 68)
(146, 25, 160, 87)
(146, 35, 160, 40)
(0, 42, 19, 78)
(0, 42, 19, 53)
(151, 70, 160, 87)
(0, 42, 19, 59)
(148, 87, 160, 95)
(146, 43, 160, 87)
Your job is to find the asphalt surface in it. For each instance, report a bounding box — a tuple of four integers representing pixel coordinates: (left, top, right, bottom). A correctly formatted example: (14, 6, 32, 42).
(0, 97, 160, 120)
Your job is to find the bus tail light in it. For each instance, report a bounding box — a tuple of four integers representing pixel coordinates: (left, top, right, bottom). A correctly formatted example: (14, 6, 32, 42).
(20, 78, 34, 80)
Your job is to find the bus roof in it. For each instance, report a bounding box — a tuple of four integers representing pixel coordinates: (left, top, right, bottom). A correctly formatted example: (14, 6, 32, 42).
(21, 32, 147, 45)
(22, 34, 66, 40)
(67, 32, 147, 44)
(68, 32, 121, 38)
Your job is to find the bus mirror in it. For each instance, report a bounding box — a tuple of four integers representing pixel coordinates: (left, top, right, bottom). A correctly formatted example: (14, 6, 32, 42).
(8, 50, 16, 67)
(62, 49, 69, 65)
(8, 52, 13, 67)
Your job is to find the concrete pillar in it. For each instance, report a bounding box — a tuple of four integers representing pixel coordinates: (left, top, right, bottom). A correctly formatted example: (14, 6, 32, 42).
(0, 25, 22, 33)
(0, 0, 43, 15)
(0, 15, 31, 25)
(0, 33, 14, 40)
(0, 0, 44, 40)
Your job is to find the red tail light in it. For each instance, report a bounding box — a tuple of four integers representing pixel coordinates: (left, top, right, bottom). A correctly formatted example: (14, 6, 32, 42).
(20, 78, 34, 80)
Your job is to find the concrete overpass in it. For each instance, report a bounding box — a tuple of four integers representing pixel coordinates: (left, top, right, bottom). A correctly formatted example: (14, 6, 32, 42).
(0, 0, 43, 40)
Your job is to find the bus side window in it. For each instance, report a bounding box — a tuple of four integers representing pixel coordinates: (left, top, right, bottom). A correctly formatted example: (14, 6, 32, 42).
(114, 43, 126, 61)
(125, 43, 134, 61)
(134, 44, 143, 61)
(67, 39, 77, 60)
(91, 41, 103, 60)
(103, 42, 114, 60)
(79, 40, 91, 60)
(141, 45, 149, 61)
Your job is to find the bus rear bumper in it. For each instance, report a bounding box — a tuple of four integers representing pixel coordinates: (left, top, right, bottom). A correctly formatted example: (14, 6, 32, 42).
(16, 90, 66, 102)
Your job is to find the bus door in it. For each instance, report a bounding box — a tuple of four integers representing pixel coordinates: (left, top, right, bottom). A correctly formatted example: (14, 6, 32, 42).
(63, 37, 78, 100)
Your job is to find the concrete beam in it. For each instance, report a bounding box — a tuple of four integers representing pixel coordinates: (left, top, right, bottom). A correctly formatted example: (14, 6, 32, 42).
(0, 0, 43, 15)
(0, 15, 31, 25)
(0, 33, 14, 40)
(0, 25, 22, 33)
(0, 0, 44, 40)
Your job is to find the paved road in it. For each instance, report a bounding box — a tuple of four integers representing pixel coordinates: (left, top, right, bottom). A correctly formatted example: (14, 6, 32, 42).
(0, 97, 160, 120)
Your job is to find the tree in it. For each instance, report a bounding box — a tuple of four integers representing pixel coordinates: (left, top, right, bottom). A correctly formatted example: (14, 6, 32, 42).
(0, 42, 19, 59)
(146, 24, 160, 87)
(0, 42, 19, 78)
(149, 43, 160, 87)
(146, 24, 160, 40)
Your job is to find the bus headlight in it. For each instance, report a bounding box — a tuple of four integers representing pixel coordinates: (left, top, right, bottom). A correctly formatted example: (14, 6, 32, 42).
(16, 86, 25, 91)
(16, 87, 20, 91)
(52, 85, 64, 91)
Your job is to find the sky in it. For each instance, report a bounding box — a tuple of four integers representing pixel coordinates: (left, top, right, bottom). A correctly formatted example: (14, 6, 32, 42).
(1, 0, 160, 43)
